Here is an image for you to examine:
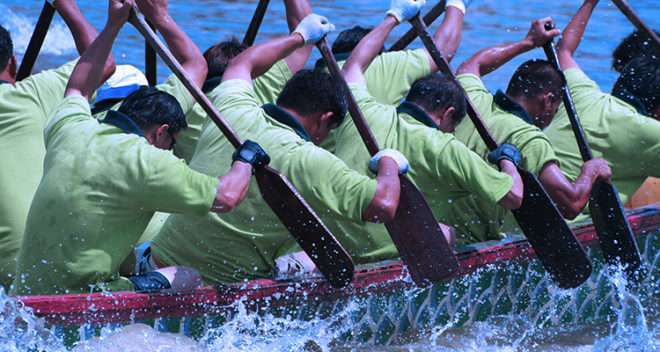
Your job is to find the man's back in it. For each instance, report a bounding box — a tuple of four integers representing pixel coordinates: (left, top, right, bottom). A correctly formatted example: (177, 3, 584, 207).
(0, 61, 75, 287)
(13, 96, 217, 295)
(545, 68, 660, 209)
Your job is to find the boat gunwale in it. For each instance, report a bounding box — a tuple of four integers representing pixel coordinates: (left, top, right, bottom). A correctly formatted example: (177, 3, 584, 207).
(16, 204, 660, 326)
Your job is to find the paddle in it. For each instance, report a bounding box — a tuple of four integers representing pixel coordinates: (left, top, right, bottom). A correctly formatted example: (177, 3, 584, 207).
(316, 38, 459, 286)
(542, 31, 642, 275)
(611, 0, 660, 50)
(388, 0, 447, 52)
(129, 9, 354, 288)
(242, 0, 271, 46)
(410, 15, 592, 288)
(16, 1, 56, 81)
(145, 20, 157, 86)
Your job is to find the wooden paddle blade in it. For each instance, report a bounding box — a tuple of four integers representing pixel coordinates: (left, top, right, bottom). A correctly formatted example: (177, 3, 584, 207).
(589, 181, 642, 273)
(17, 1, 55, 81)
(384, 177, 459, 286)
(255, 166, 355, 288)
(511, 170, 593, 288)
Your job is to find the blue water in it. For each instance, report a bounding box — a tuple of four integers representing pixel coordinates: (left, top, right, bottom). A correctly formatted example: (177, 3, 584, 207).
(1, 1, 659, 91)
(1, 1, 659, 351)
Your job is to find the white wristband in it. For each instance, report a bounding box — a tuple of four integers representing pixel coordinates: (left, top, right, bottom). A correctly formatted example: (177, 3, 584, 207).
(368, 149, 410, 175)
(446, 0, 466, 15)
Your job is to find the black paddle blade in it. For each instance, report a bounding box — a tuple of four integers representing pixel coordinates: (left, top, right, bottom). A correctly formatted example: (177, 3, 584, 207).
(589, 181, 642, 274)
(512, 170, 593, 288)
(255, 166, 355, 288)
(384, 177, 459, 286)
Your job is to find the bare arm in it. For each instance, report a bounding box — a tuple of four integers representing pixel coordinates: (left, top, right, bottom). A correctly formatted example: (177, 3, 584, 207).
(211, 161, 253, 213)
(224, 34, 304, 84)
(557, 0, 599, 70)
(362, 157, 401, 223)
(64, 0, 132, 99)
(428, 6, 464, 69)
(284, 0, 312, 74)
(343, 15, 399, 85)
(497, 160, 524, 210)
(137, 0, 208, 87)
(54, 0, 115, 81)
(539, 159, 611, 219)
(457, 17, 560, 77)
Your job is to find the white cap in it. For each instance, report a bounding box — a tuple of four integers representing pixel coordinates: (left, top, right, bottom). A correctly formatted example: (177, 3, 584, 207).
(106, 65, 149, 88)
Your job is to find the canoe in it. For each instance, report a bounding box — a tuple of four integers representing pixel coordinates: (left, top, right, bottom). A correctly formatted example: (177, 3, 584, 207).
(18, 203, 660, 345)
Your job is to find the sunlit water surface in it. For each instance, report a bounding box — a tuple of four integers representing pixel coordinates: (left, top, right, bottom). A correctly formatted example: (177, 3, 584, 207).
(1, 0, 658, 351)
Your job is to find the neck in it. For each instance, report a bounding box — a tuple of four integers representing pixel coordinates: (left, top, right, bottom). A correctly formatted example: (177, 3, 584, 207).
(0, 70, 15, 84)
(280, 106, 310, 131)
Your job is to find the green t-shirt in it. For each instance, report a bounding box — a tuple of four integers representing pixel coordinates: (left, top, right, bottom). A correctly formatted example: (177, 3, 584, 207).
(545, 68, 660, 218)
(175, 60, 293, 163)
(11, 95, 218, 295)
(452, 74, 560, 237)
(283, 83, 513, 260)
(0, 61, 76, 288)
(151, 79, 378, 284)
(321, 49, 431, 152)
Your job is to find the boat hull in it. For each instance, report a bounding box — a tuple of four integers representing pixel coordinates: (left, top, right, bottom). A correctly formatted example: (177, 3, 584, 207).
(18, 204, 660, 345)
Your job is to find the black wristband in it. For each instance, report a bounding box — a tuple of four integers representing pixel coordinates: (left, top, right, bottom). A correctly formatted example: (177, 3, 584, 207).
(487, 143, 522, 168)
(232, 140, 271, 170)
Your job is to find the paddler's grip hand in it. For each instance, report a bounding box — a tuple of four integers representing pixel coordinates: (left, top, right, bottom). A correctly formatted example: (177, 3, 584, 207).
(232, 140, 271, 171)
(387, 0, 426, 24)
(108, 0, 135, 28)
(293, 14, 335, 44)
(526, 17, 560, 47)
(369, 149, 410, 175)
(488, 143, 522, 168)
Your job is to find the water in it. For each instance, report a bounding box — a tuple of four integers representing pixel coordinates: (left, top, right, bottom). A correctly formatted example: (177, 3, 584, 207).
(1, 1, 659, 351)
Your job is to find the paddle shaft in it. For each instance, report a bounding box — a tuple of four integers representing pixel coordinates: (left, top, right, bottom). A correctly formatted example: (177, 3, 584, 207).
(145, 20, 157, 86)
(389, 0, 447, 52)
(317, 38, 459, 285)
(17, 1, 56, 81)
(129, 10, 355, 288)
(411, 16, 593, 288)
(611, 0, 660, 50)
(243, 0, 270, 46)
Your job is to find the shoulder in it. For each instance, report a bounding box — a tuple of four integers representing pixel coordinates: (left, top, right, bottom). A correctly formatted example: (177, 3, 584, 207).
(45, 94, 92, 139)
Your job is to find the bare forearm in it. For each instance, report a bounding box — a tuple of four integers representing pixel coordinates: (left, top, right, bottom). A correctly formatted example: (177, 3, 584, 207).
(432, 6, 464, 63)
(226, 34, 303, 82)
(285, 0, 311, 31)
(497, 160, 523, 210)
(362, 157, 400, 223)
(458, 39, 534, 77)
(65, 24, 121, 99)
(558, 0, 599, 56)
(343, 16, 398, 84)
(151, 14, 207, 87)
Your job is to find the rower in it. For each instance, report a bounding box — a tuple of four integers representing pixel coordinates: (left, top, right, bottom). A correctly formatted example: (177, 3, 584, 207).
(0, 0, 115, 289)
(172, 0, 313, 164)
(10, 0, 258, 296)
(147, 14, 405, 285)
(276, 1, 523, 265)
(450, 17, 612, 228)
(544, 0, 660, 220)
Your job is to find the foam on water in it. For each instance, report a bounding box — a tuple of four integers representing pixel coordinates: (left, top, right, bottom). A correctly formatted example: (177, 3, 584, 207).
(0, 4, 76, 59)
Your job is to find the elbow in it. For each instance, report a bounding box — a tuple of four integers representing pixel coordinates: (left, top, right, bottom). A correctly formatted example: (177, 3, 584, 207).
(500, 188, 523, 210)
(363, 195, 399, 223)
(558, 200, 582, 220)
(102, 56, 117, 83)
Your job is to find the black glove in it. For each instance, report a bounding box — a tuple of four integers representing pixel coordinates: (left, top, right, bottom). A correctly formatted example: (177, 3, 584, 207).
(232, 140, 270, 170)
(487, 143, 522, 168)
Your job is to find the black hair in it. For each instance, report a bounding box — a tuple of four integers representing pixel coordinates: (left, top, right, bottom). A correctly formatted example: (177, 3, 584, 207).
(506, 59, 563, 100)
(118, 86, 187, 134)
(0, 25, 13, 72)
(612, 29, 660, 73)
(612, 55, 660, 115)
(277, 69, 348, 126)
(203, 37, 247, 79)
(406, 73, 467, 125)
(332, 26, 382, 55)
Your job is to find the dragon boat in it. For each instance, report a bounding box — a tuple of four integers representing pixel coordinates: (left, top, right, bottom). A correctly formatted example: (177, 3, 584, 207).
(17, 202, 660, 345)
